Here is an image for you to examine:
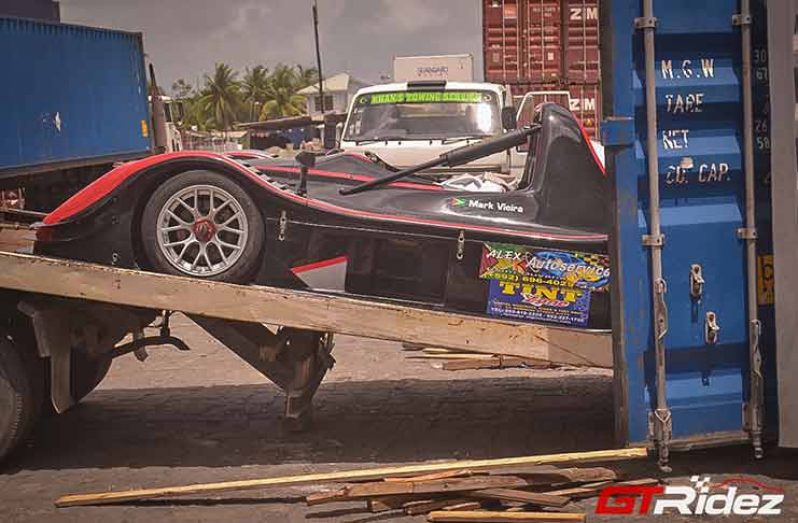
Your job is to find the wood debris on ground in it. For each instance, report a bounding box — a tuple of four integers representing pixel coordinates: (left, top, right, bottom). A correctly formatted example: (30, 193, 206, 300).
(301, 455, 659, 521)
(55, 447, 648, 508)
(403, 346, 556, 371)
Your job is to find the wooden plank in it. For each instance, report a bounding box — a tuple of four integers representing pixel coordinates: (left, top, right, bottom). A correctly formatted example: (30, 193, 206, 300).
(443, 356, 551, 371)
(543, 481, 612, 499)
(441, 501, 484, 512)
(543, 478, 659, 499)
(409, 353, 497, 361)
(307, 476, 529, 506)
(405, 498, 480, 515)
(0, 252, 611, 367)
(383, 469, 473, 483)
(427, 511, 586, 522)
(368, 495, 420, 512)
(469, 489, 570, 508)
(480, 467, 617, 485)
(54, 447, 648, 507)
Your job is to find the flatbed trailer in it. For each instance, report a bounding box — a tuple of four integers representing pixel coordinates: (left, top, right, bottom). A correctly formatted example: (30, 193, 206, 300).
(0, 250, 610, 460)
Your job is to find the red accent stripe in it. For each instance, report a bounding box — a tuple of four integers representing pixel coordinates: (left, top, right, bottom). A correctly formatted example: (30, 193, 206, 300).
(43, 152, 200, 225)
(291, 255, 348, 274)
(577, 117, 606, 176)
(263, 165, 444, 192)
(43, 151, 606, 243)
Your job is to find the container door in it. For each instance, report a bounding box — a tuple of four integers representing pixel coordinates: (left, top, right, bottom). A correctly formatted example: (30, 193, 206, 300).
(603, 0, 776, 450)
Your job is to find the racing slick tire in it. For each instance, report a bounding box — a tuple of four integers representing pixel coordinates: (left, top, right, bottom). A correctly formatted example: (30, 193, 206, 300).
(0, 334, 45, 462)
(141, 170, 265, 283)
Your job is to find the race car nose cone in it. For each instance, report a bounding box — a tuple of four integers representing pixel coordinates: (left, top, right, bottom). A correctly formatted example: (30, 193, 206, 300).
(193, 219, 217, 242)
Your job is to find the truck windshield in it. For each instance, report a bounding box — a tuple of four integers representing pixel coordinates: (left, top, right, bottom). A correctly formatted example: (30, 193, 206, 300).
(343, 90, 500, 142)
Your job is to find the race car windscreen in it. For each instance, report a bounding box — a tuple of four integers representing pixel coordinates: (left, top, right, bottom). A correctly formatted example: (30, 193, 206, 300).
(343, 90, 501, 142)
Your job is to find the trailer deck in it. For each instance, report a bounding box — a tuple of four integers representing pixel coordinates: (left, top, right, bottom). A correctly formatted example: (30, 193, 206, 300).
(0, 249, 610, 434)
(0, 251, 610, 368)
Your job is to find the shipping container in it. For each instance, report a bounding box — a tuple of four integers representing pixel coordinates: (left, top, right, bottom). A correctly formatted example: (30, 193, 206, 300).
(512, 82, 601, 137)
(482, 0, 600, 84)
(0, 17, 151, 182)
(604, 0, 782, 458)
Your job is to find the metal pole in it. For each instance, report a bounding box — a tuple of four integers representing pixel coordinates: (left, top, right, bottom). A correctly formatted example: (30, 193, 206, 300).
(312, 0, 325, 115)
(737, 0, 764, 459)
(637, 0, 672, 471)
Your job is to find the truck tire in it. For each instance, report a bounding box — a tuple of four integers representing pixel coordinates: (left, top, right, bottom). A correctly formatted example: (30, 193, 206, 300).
(0, 336, 44, 462)
(140, 170, 265, 283)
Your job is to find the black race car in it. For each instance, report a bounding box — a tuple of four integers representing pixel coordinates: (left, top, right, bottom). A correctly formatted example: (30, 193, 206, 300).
(34, 103, 611, 330)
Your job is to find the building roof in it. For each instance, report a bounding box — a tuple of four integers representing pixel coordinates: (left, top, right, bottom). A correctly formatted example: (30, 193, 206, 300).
(297, 72, 366, 95)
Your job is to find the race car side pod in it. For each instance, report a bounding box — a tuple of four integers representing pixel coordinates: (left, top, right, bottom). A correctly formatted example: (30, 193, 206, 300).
(339, 125, 540, 196)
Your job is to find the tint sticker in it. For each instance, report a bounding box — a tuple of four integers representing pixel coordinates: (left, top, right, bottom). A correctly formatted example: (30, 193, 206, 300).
(479, 243, 610, 292)
(486, 279, 592, 327)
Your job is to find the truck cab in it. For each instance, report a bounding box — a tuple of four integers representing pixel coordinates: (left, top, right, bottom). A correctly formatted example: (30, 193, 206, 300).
(339, 81, 524, 177)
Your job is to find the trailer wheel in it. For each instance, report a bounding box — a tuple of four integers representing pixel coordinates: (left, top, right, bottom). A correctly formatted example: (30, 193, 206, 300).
(141, 170, 265, 283)
(0, 335, 44, 462)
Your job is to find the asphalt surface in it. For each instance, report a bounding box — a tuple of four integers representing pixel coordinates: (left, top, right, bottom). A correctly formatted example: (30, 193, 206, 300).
(1, 314, 797, 522)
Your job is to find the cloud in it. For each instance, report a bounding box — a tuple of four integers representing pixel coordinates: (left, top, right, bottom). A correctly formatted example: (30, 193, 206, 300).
(365, 0, 439, 34)
(59, 0, 483, 86)
(209, 2, 274, 42)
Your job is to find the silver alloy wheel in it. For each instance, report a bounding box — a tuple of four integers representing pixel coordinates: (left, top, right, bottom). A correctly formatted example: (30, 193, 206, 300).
(155, 184, 249, 277)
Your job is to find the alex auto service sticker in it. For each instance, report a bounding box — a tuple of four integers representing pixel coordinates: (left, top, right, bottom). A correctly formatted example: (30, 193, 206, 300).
(479, 243, 610, 327)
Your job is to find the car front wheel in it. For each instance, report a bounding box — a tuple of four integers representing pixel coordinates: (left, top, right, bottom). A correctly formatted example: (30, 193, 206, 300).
(141, 170, 265, 283)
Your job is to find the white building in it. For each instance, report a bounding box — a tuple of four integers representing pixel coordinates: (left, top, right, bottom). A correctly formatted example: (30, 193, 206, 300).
(298, 73, 369, 116)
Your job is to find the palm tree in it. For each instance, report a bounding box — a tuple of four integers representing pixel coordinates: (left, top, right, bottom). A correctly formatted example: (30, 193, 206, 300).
(260, 64, 306, 120)
(296, 65, 320, 89)
(171, 78, 194, 99)
(241, 65, 270, 121)
(197, 63, 241, 131)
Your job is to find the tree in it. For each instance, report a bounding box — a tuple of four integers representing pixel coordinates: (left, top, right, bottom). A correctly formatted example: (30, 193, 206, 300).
(296, 65, 320, 89)
(171, 78, 195, 99)
(241, 65, 270, 122)
(197, 63, 241, 131)
(260, 64, 306, 120)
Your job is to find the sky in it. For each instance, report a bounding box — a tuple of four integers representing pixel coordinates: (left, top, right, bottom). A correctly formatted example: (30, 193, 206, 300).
(59, 0, 484, 93)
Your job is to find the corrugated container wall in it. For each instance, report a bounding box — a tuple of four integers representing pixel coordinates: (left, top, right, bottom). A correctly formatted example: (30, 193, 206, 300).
(482, 0, 601, 136)
(0, 17, 151, 176)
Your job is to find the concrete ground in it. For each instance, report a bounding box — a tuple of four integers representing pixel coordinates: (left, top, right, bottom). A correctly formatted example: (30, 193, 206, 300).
(1, 314, 797, 522)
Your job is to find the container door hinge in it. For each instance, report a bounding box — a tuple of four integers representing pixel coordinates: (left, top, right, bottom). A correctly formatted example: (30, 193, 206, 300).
(748, 318, 764, 459)
(737, 227, 758, 240)
(732, 13, 753, 26)
(456, 230, 466, 261)
(654, 278, 669, 341)
(634, 16, 658, 29)
(642, 234, 665, 247)
(278, 210, 288, 242)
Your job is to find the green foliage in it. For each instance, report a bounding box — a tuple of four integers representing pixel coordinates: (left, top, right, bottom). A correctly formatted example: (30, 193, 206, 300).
(170, 63, 320, 130)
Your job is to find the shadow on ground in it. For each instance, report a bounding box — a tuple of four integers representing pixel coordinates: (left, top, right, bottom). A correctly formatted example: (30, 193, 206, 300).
(9, 375, 613, 470)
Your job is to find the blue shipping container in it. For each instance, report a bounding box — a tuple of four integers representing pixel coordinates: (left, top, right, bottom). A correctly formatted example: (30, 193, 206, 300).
(603, 0, 777, 456)
(0, 17, 151, 177)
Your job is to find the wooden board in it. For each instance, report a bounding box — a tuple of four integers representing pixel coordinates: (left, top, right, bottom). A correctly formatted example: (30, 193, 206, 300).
(307, 476, 528, 506)
(468, 489, 570, 508)
(0, 252, 611, 368)
(55, 447, 648, 507)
